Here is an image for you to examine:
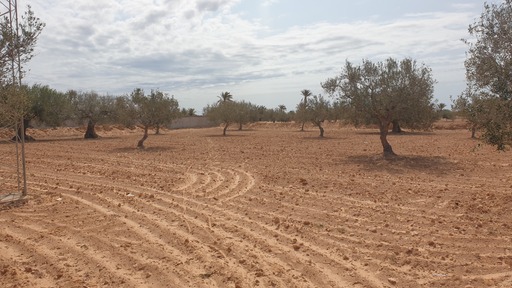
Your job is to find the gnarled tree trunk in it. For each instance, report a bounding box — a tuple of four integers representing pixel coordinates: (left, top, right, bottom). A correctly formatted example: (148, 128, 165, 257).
(155, 124, 161, 135)
(313, 121, 324, 137)
(137, 125, 149, 148)
(223, 122, 230, 136)
(12, 118, 35, 142)
(379, 119, 396, 157)
(391, 120, 402, 133)
(84, 119, 99, 139)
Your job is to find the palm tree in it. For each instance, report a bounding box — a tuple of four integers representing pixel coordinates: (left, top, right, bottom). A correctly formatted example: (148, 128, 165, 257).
(217, 91, 233, 103)
(278, 104, 286, 112)
(300, 89, 312, 131)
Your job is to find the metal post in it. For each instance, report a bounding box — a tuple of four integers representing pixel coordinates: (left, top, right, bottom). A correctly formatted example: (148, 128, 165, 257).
(1, 0, 27, 198)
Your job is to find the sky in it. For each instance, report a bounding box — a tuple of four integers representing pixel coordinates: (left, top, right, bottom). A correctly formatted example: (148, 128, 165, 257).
(21, 0, 498, 113)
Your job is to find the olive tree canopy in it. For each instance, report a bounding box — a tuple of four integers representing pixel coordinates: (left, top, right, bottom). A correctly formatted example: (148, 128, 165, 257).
(0, 6, 44, 140)
(131, 88, 180, 148)
(322, 58, 436, 156)
(462, 0, 512, 150)
(203, 100, 239, 136)
(69, 90, 114, 139)
(0, 6, 45, 85)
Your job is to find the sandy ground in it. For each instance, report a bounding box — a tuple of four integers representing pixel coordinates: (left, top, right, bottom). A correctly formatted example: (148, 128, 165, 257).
(1, 121, 511, 288)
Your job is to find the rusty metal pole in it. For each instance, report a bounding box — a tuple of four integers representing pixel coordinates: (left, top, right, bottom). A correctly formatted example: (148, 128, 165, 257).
(1, 0, 27, 197)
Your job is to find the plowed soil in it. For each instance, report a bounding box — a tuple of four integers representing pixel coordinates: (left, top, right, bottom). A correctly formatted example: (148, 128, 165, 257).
(1, 122, 511, 288)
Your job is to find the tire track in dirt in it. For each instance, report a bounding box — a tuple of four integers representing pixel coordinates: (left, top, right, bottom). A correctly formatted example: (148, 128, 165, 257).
(3, 224, 148, 287)
(25, 186, 188, 287)
(220, 196, 388, 287)
(27, 164, 508, 288)
(29, 165, 362, 287)
(153, 195, 352, 287)
(27, 171, 295, 286)
(30, 156, 254, 203)
(0, 228, 59, 288)
(224, 180, 511, 287)
(65, 190, 261, 287)
(144, 181, 374, 287)
(57, 192, 201, 286)
(29, 156, 396, 286)
(134, 165, 372, 287)
(30, 171, 324, 286)
(20, 179, 198, 287)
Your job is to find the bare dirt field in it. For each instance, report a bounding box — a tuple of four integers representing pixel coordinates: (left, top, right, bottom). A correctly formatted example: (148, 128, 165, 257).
(1, 121, 511, 288)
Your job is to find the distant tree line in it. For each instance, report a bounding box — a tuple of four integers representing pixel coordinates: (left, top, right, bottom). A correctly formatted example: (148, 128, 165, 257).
(1, 80, 451, 152)
(203, 91, 304, 135)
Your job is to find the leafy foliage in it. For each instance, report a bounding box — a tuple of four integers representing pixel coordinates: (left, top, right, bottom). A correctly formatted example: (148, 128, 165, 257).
(112, 96, 138, 128)
(233, 101, 259, 130)
(0, 6, 44, 139)
(307, 95, 331, 137)
(462, 0, 512, 149)
(28, 84, 73, 127)
(322, 58, 436, 155)
(131, 88, 180, 147)
(0, 6, 45, 85)
(204, 100, 239, 135)
(69, 91, 114, 124)
(0, 85, 29, 127)
(131, 89, 179, 129)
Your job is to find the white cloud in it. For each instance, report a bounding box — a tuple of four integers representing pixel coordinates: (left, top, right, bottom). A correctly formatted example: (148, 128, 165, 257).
(23, 0, 481, 111)
(262, 0, 279, 7)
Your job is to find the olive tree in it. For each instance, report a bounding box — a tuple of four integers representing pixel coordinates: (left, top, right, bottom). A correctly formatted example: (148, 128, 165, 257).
(0, 85, 29, 134)
(131, 88, 180, 148)
(234, 101, 253, 130)
(0, 6, 44, 139)
(69, 90, 115, 139)
(29, 84, 73, 128)
(4, 85, 73, 140)
(322, 58, 436, 156)
(0, 6, 45, 85)
(276, 105, 290, 122)
(452, 85, 485, 139)
(462, 0, 512, 150)
(307, 95, 331, 137)
(203, 100, 239, 136)
(295, 94, 331, 137)
(112, 95, 138, 128)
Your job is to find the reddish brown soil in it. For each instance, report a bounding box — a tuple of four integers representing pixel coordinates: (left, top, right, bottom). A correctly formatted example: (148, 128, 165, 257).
(1, 122, 511, 288)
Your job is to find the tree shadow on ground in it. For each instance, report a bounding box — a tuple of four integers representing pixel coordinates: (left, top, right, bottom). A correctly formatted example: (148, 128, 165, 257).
(0, 196, 28, 211)
(355, 131, 435, 136)
(204, 134, 247, 138)
(343, 154, 460, 175)
(0, 136, 123, 145)
(47, 136, 124, 142)
(111, 146, 173, 153)
(301, 136, 346, 141)
(235, 128, 257, 132)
